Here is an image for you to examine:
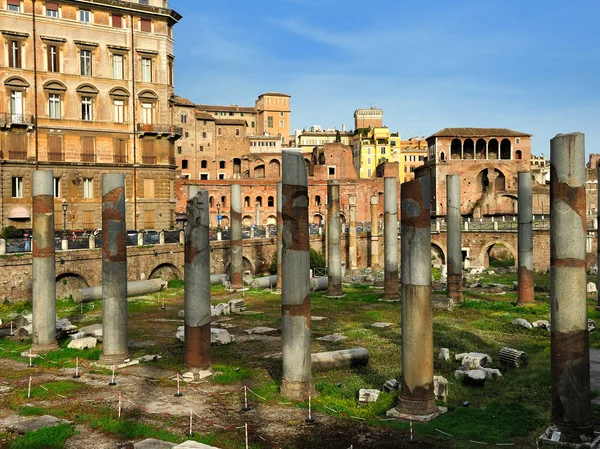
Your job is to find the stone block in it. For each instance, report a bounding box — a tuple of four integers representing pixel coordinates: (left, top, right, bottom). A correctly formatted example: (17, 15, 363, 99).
(244, 327, 277, 335)
(175, 326, 184, 342)
(79, 323, 103, 339)
(316, 333, 347, 342)
(463, 370, 486, 387)
(438, 348, 450, 361)
(588, 282, 598, 294)
(228, 299, 246, 313)
(173, 441, 221, 448)
(211, 303, 230, 317)
(532, 320, 550, 330)
(479, 367, 502, 379)
(177, 310, 185, 319)
(211, 328, 234, 345)
(358, 388, 380, 404)
(461, 352, 492, 369)
(433, 375, 448, 402)
(1, 415, 70, 434)
(371, 322, 393, 328)
(382, 379, 398, 393)
(67, 337, 97, 349)
(512, 318, 533, 330)
(134, 438, 177, 449)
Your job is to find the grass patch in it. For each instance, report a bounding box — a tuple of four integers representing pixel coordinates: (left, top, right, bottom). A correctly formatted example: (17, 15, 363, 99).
(9, 423, 75, 449)
(168, 279, 185, 289)
(212, 364, 251, 384)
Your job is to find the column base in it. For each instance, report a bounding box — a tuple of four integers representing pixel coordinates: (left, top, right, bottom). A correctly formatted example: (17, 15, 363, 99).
(280, 379, 316, 401)
(392, 395, 440, 418)
(97, 352, 130, 367)
(30, 341, 59, 354)
(386, 405, 447, 422)
(538, 424, 599, 448)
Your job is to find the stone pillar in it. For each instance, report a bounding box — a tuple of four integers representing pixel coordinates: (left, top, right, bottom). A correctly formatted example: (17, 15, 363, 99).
(348, 194, 358, 270)
(88, 234, 95, 249)
(383, 177, 399, 300)
(137, 232, 143, 246)
(446, 175, 462, 302)
(159, 230, 165, 245)
(184, 189, 212, 373)
(99, 173, 129, 365)
(61, 238, 68, 251)
(31, 170, 58, 353)
(326, 180, 343, 297)
(230, 184, 244, 289)
(517, 171, 534, 305)
(389, 175, 440, 420)
(0, 238, 5, 255)
(280, 150, 314, 401)
(370, 195, 379, 268)
(275, 182, 283, 293)
(548, 132, 592, 441)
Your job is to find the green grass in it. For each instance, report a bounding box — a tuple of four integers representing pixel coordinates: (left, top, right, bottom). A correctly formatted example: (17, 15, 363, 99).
(212, 364, 251, 384)
(9, 423, 75, 449)
(21, 380, 86, 400)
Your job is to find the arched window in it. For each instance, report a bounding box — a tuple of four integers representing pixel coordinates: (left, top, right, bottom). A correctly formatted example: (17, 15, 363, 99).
(209, 196, 214, 207)
(450, 139, 461, 160)
(244, 196, 250, 207)
(235, 128, 240, 136)
(515, 150, 522, 160)
(181, 112, 187, 123)
(315, 195, 321, 206)
(439, 151, 445, 162)
(268, 196, 274, 207)
(256, 196, 262, 207)
(221, 196, 227, 207)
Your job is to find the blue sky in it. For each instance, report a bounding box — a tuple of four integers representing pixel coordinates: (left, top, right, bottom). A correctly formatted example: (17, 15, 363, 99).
(172, 0, 600, 158)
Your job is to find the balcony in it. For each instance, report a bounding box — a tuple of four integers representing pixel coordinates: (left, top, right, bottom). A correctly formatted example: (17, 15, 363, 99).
(113, 154, 127, 164)
(48, 152, 64, 162)
(0, 113, 35, 128)
(8, 151, 26, 160)
(142, 155, 156, 164)
(81, 153, 96, 162)
(136, 123, 183, 137)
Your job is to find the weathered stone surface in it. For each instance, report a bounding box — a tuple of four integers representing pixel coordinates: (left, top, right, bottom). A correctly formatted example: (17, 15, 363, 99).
(479, 367, 502, 379)
(56, 318, 77, 333)
(211, 303, 230, 317)
(589, 319, 597, 333)
(244, 327, 277, 335)
(228, 299, 246, 313)
(173, 440, 221, 448)
(175, 326, 184, 342)
(589, 264, 598, 275)
(177, 310, 185, 319)
(438, 348, 450, 361)
(470, 267, 484, 275)
(433, 375, 448, 402)
(512, 318, 533, 330)
(588, 282, 598, 294)
(532, 320, 551, 330)
(383, 379, 399, 393)
(316, 333, 347, 342)
(311, 316, 327, 321)
(371, 322, 393, 328)
(455, 353, 468, 362)
(211, 328, 235, 345)
(134, 438, 177, 449)
(79, 323, 103, 339)
(358, 388, 380, 404)
(461, 352, 492, 369)
(463, 370, 486, 387)
(1, 415, 70, 434)
(67, 337, 97, 349)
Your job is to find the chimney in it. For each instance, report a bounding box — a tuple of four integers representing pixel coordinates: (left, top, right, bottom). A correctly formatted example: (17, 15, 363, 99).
(341, 124, 346, 132)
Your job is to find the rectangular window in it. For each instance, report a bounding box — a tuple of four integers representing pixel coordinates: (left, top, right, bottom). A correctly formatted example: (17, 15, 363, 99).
(267, 116, 273, 128)
(141, 58, 152, 82)
(140, 18, 151, 32)
(81, 136, 95, 162)
(8, 133, 25, 159)
(144, 210, 155, 229)
(79, 9, 90, 22)
(46, 2, 58, 17)
(81, 96, 93, 121)
(516, 138, 521, 144)
(200, 174, 208, 181)
(48, 134, 62, 161)
(251, 121, 255, 128)
(7, 0, 20, 12)
(381, 147, 386, 154)
(82, 210, 94, 229)
(80, 49, 91, 76)
(143, 179, 155, 198)
(218, 173, 225, 180)
(168, 59, 173, 86)
(142, 102, 152, 124)
(12, 177, 23, 198)
(142, 139, 155, 164)
(83, 178, 93, 198)
(113, 99, 124, 123)
(47, 45, 59, 72)
(48, 93, 60, 119)
(53, 177, 61, 198)
(9, 40, 20, 68)
(10, 90, 23, 118)
(113, 138, 127, 163)
(279, 120, 284, 126)
(367, 168, 372, 177)
(112, 54, 123, 79)
(112, 14, 122, 28)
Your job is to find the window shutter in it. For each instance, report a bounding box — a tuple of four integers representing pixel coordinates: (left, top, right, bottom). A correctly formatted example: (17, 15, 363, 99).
(140, 18, 151, 32)
(7, 0, 21, 5)
(112, 14, 122, 28)
(46, 2, 58, 10)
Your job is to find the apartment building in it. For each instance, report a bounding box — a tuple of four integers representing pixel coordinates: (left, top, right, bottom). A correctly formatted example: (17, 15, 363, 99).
(0, 0, 181, 231)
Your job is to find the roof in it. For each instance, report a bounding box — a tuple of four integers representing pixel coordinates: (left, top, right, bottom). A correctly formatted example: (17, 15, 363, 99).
(195, 111, 215, 121)
(215, 119, 247, 126)
(258, 92, 290, 98)
(196, 104, 256, 114)
(427, 128, 532, 139)
(172, 95, 195, 107)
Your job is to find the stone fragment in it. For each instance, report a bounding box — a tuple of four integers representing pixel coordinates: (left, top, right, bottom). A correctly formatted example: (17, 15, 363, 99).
(316, 333, 347, 342)
(589, 319, 596, 333)
(135, 354, 162, 362)
(433, 375, 448, 402)
(512, 318, 533, 330)
(15, 313, 32, 328)
(463, 370, 486, 387)
(532, 320, 551, 330)
(311, 316, 327, 321)
(211, 303, 230, 317)
(177, 310, 185, 319)
(70, 332, 85, 340)
(455, 353, 468, 362)
(468, 281, 482, 288)
(470, 267, 484, 275)
(244, 327, 277, 335)
(479, 367, 502, 379)
(173, 441, 221, 449)
(56, 318, 77, 333)
(438, 348, 450, 361)
(589, 264, 598, 275)
(499, 347, 529, 368)
(18, 324, 32, 337)
(211, 328, 235, 345)
(587, 282, 598, 294)
(228, 299, 246, 313)
(79, 323, 103, 338)
(461, 352, 492, 369)
(175, 326, 184, 342)
(358, 388, 380, 404)
(371, 322, 393, 328)
(454, 369, 467, 380)
(67, 337, 97, 349)
(134, 438, 177, 449)
(1, 415, 70, 434)
(383, 379, 399, 393)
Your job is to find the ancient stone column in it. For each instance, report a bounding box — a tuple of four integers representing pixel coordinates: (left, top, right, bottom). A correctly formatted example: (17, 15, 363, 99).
(327, 180, 343, 297)
(184, 189, 212, 373)
(517, 171, 534, 305)
(383, 177, 399, 300)
(446, 175, 462, 302)
(280, 150, 313, 400)
(275, 182, 283, 293)
(99, 173, 129, 365)
(389, 175, 439, 419)
(370, 195, 379, 268)
(31, 170, 59, 353)
(230, 184, 244, 289)
(348, 194, 358, 270)
(549, 132, 593, 441)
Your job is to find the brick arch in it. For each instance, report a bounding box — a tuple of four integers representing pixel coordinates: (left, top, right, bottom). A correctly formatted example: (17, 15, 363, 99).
(479, 240, 516, 267)
(150, 263, 180, 281)
(431, 242, 446, 267)
(56, 272, 89, 299)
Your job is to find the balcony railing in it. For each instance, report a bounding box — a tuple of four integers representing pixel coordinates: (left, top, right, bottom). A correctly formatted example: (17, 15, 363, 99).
(81, 153, 96, 162)
(136, 123, 183, 136)
(8, 151, 26, 160)
(113, 154, 127, 163)
(0, 113, 34, 126)
(48, 152, 64, 162)
(142, 155, 156, 164)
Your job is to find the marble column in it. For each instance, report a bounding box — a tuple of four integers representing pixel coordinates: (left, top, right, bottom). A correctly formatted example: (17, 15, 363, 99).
(230, 184, 244, 289)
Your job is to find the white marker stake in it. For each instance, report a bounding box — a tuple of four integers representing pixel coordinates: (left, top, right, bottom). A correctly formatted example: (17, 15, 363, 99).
(245, 423, 249, 449)
(188, 409, 193, 436)
(118, 393, 122, 419)
(306, 394, 315, 423)
(175, 373, 182, 397)
(242, 385, 250, 411)
(27, 376, 31, 398)
(109, 365, 116, 386)
(73, 357, 80, 379)
(10, 321, 13, 336)
(28, 349, 33, 368)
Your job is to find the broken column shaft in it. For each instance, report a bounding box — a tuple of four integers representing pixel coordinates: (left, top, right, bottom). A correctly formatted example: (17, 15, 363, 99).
(348, 194, 358, 270)
(549, 132, 593, 441)
(184, 187, 212, 371)
(276, 182, 283, 293)
(99, 173, 129, 365)
(230, 184, 244, 289)
(327, 180, 343, 297)
(383, 177, 399, 300)
(31, 170, 58, 353)
(392, 175, 438, 418)
(446, 175, 462, 302)
(280, 150, 314, 400)
(370, 195, 379, 268)
(517, 171, 534, 305)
